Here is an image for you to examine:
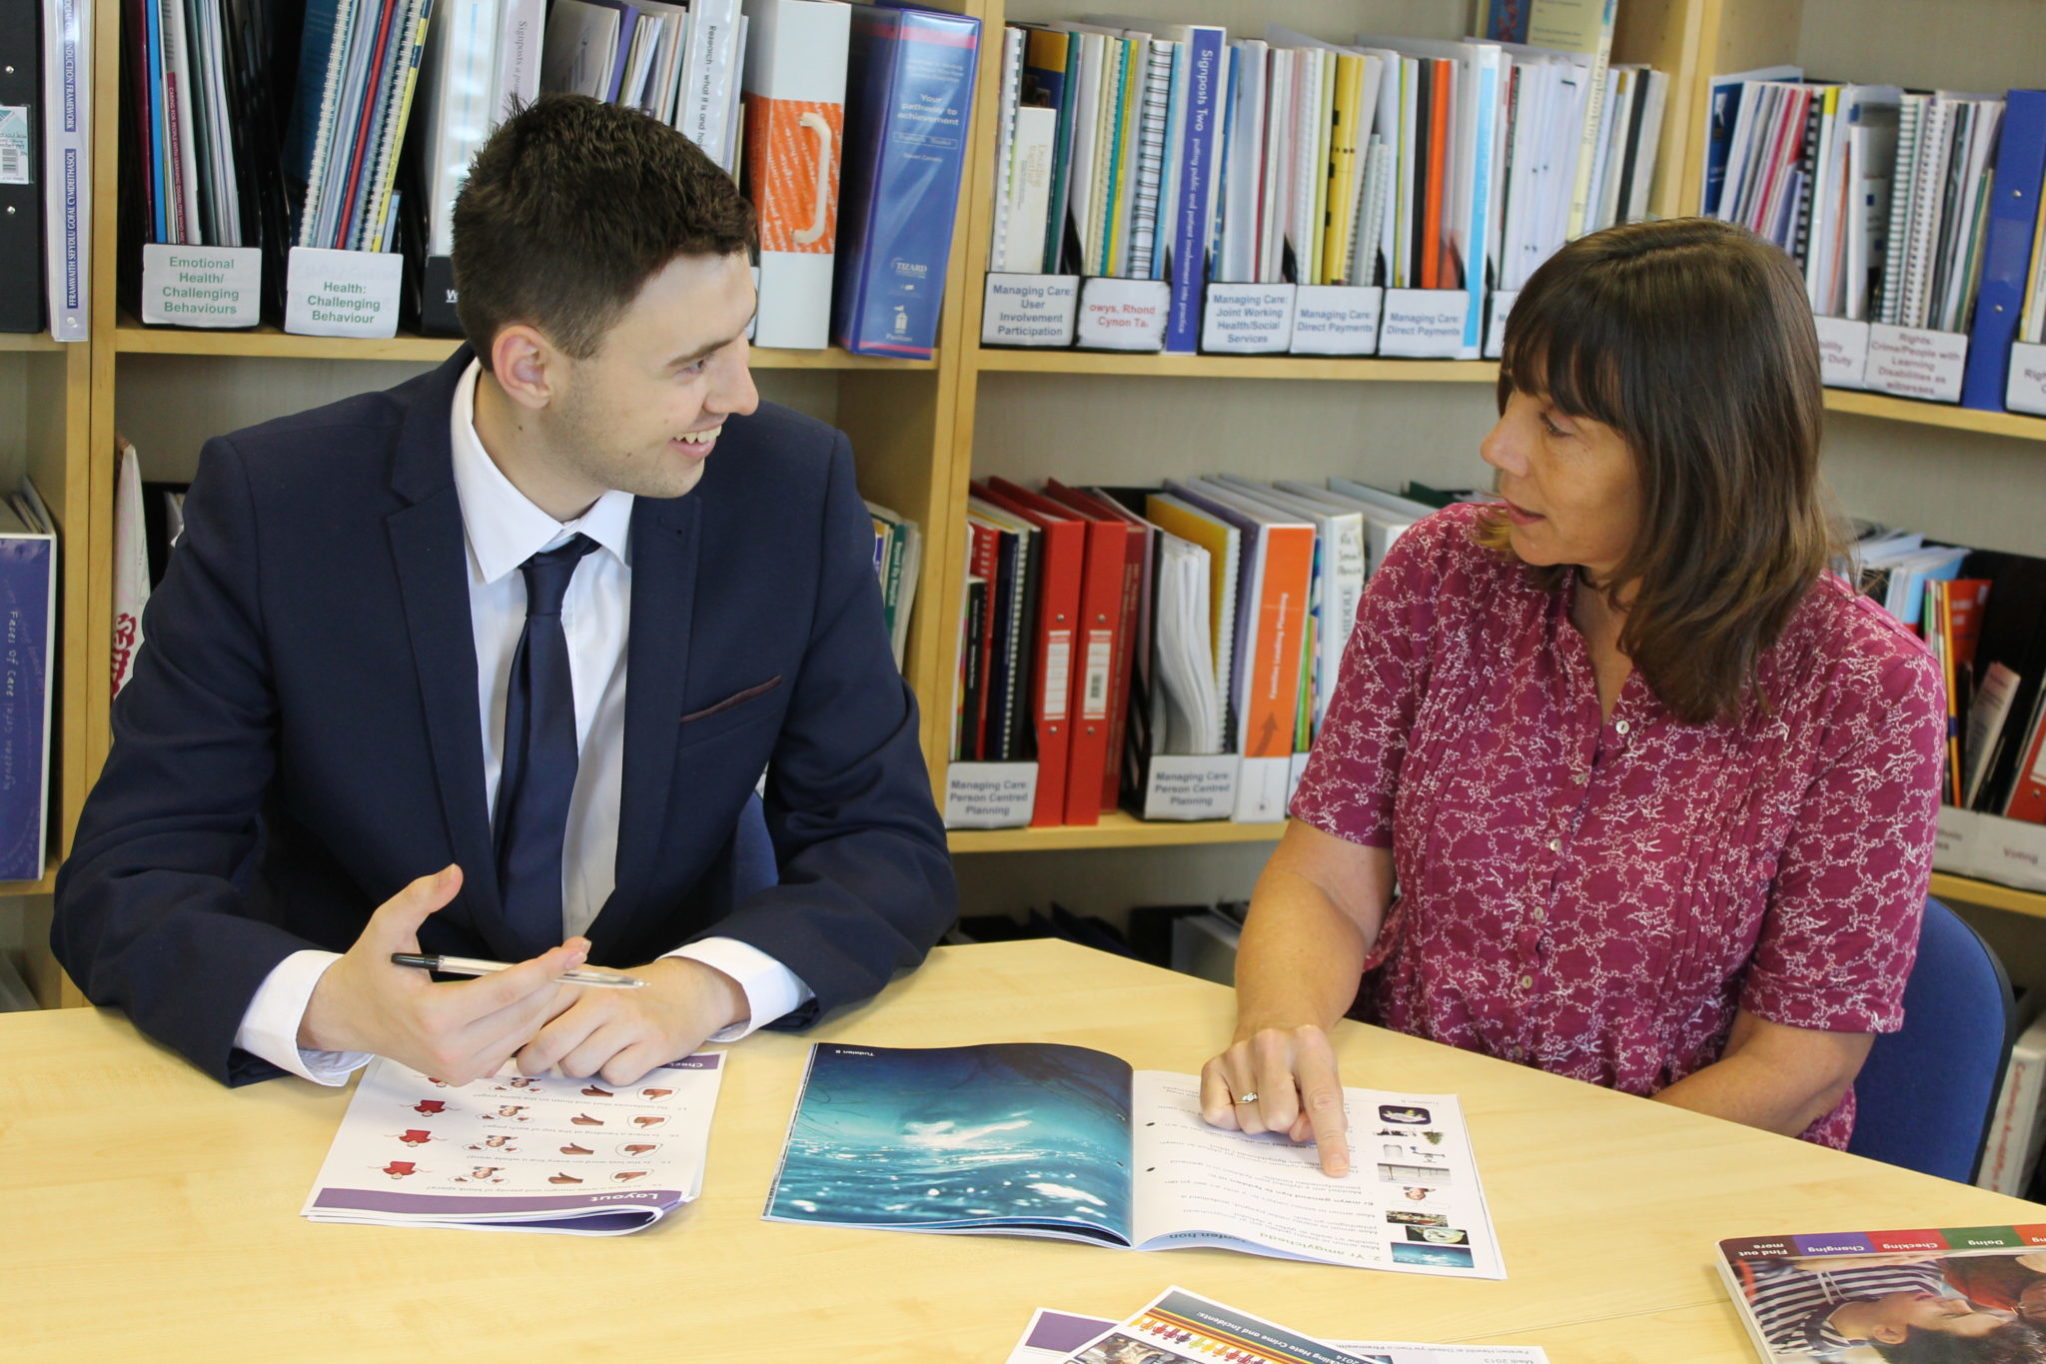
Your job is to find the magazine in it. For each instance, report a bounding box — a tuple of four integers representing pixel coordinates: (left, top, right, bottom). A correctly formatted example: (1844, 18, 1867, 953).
(1718, 1225, 2046, 1361)
(301, 1053, 724, 1234)
(762, 1042, 1504, 1276)
(1004, 1289, 1549, 1364)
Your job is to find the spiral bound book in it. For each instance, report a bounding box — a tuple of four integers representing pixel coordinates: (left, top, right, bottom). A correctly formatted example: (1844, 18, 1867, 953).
(302, 1053, 725, 1235)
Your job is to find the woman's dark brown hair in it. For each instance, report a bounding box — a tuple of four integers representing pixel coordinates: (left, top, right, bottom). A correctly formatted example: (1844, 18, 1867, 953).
(1480, 217, 1836, 724)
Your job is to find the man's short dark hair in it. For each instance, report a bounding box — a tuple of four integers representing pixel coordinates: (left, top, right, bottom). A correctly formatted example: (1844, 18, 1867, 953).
(452, 94, 756, 366)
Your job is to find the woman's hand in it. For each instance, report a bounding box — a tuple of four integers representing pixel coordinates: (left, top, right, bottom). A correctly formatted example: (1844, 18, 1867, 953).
(1198, 1023, 1351, 1176)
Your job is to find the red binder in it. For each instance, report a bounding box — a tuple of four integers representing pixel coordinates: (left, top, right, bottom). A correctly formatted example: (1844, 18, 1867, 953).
(988, 478, 1121, 826)
(971, 480, 1086, 827)
(964, 517, 1003, 760)
(1043, 479, 1146, 814)
(2008, 710, 2046, 825)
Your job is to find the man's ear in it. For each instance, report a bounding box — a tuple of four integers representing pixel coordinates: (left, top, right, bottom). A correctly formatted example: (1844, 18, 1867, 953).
(490, 323, 560, 411)
(1871, 1325, 1909, 1345)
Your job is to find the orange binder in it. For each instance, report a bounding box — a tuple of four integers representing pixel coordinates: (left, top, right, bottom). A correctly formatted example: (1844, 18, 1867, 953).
(972, 479, 1086, 827)
(989, 478, 1120, 826)
(1043, 479, 1146, 814)
(1239, 522, 1315, 760)
(1421, 58, 1452, 290)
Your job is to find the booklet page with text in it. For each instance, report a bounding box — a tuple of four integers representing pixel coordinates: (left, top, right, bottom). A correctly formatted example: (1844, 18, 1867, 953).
(763, 1042, 1503, 1276)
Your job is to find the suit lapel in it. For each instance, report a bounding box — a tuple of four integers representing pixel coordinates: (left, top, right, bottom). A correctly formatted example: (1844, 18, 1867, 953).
(386, 350, 512, 952)
(601, 493, 700, 937)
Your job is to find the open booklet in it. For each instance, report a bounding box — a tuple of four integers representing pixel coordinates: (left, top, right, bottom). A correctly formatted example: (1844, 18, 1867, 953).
(763, 1042, 1504, 1276)
(1718, 1224, 2046, 1362)
(301, 1053, 724, 1235)
(1005, 1288, 1550, 1364)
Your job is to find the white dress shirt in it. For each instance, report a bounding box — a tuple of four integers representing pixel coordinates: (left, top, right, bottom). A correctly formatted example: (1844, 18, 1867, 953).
(234, 360, 810, 1082)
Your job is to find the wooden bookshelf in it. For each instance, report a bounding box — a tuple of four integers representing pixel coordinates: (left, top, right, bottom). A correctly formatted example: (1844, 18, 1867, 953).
(971, 349, 1501, 383)
(948, 810, 1288, 853)
(12, 0, 2046, 1014)
(1931, 873, 2046, 923)
(0, 334, 65, 354)
(1822, 389, 2046, 443)
(112, 319, 939, 370)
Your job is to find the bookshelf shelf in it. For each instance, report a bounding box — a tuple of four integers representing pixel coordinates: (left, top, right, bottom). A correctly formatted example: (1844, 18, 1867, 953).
(0, 334, 65, 354)
(948, 811, 1286, 853)
(1822, 390, 2046, 443)
(970, 348, 1500, 383)
(0, 865, 58, 898)
(111, 320, 938, 371)
(1931, 872, 2046, 922)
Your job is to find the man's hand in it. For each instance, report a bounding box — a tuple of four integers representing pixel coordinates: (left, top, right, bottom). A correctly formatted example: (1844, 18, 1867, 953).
(1198, 1023, 1351, 1176)
(300, 866, 587, 1083)
(513, 956, 749, 1086)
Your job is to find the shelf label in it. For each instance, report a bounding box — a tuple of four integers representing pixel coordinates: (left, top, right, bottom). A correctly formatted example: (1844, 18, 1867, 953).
(1140, 754, 1239, 821)
(1483, 290, 1519, 359)
(1378, 288, 1470, 359)
(1866, 324, 1967, 404)
(1201, 284, 1295, 353)
(140, 245, 262, 329)
(1076, 277, 1169, 352)
(1936, 806, 2046, 893)
(944, 762, 1038, 829)
(982, 273, 1079, 348)
(1813, 315, 1871, 390)
(1289, 285, 1382, 355)
(284, 247, 405, 339)
(2008, 342, 2046, 417)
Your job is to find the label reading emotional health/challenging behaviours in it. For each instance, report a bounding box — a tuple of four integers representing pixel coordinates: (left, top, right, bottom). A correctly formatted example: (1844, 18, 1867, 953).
(141, 244, 262, 328)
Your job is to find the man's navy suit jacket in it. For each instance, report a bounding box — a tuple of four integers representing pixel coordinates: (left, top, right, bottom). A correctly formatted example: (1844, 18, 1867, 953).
(54, 350, 956, 1084)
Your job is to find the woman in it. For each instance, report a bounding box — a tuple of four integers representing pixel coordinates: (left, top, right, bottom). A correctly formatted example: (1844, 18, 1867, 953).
(1199, 218, 1946, 1175)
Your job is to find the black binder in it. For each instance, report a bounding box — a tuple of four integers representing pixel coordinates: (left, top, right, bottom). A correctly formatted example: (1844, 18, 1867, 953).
(0, 2, 44, 333)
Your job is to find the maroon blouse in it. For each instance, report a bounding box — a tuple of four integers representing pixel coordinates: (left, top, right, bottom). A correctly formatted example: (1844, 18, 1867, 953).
(1290, 502, 1945, 1147)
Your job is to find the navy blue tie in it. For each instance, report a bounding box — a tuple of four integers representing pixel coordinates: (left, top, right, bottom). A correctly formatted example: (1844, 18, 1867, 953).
(495, 533, 599, 955)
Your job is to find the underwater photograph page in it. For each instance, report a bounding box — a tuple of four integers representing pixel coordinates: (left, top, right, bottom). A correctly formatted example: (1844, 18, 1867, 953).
(765, 1042, 1138, 1243)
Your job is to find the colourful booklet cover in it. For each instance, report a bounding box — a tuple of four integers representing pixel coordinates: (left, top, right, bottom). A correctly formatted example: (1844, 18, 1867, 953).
(1004, 1291, 1549, 1364)
(763, 1040, 1505, 1275)
(1718, 1225, 2046, 1361)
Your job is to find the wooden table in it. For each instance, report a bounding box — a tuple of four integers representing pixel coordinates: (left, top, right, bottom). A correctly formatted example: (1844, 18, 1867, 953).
(3, 939, 2041, 1361)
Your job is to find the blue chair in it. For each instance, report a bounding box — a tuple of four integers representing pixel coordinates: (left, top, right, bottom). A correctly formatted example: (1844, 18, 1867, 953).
(1847, 898, 2015, 1183)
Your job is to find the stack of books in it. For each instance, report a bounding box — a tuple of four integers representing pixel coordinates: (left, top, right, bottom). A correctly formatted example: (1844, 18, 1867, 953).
(109, 0, 981, 350)
(982, 11, 1665, 357)
(946, 475, 1459, 831)
(1704, 74, 2046, 413)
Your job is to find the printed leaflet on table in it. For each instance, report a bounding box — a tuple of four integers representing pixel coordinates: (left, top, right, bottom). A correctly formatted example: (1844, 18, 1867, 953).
(302, 1052, 724, 1234)
(1005, 1289, 1548, 1364)
(762, 1040, 1504, 1276)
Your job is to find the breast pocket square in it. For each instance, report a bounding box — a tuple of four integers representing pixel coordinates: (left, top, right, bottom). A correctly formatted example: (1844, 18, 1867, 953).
(680, 675, 784, 724)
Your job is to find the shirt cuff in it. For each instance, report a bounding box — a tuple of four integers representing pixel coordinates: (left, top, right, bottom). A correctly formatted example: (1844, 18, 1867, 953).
(234, 950, 375, 1085)
(665, 937, 813, 1041)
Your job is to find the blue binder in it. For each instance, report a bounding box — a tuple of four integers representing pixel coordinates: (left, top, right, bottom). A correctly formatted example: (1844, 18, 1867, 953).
(1961, 90, 2046, 411)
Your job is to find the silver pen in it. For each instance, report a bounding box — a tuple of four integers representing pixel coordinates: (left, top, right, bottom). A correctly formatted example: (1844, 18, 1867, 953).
(389, 953, 646, 989)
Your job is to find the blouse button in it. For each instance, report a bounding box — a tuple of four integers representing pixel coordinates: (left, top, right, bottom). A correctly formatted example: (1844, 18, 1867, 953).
(1517, 974, 1534, 990)
(1615, 719, 1631, 735)
(1547, 838, 1560, 852)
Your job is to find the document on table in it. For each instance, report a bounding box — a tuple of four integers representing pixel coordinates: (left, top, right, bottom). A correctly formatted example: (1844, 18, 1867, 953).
(301, 1053, 723, 1234)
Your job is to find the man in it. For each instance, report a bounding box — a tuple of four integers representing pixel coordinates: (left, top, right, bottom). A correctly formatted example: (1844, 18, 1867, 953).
(53, 95, 955, 1088)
